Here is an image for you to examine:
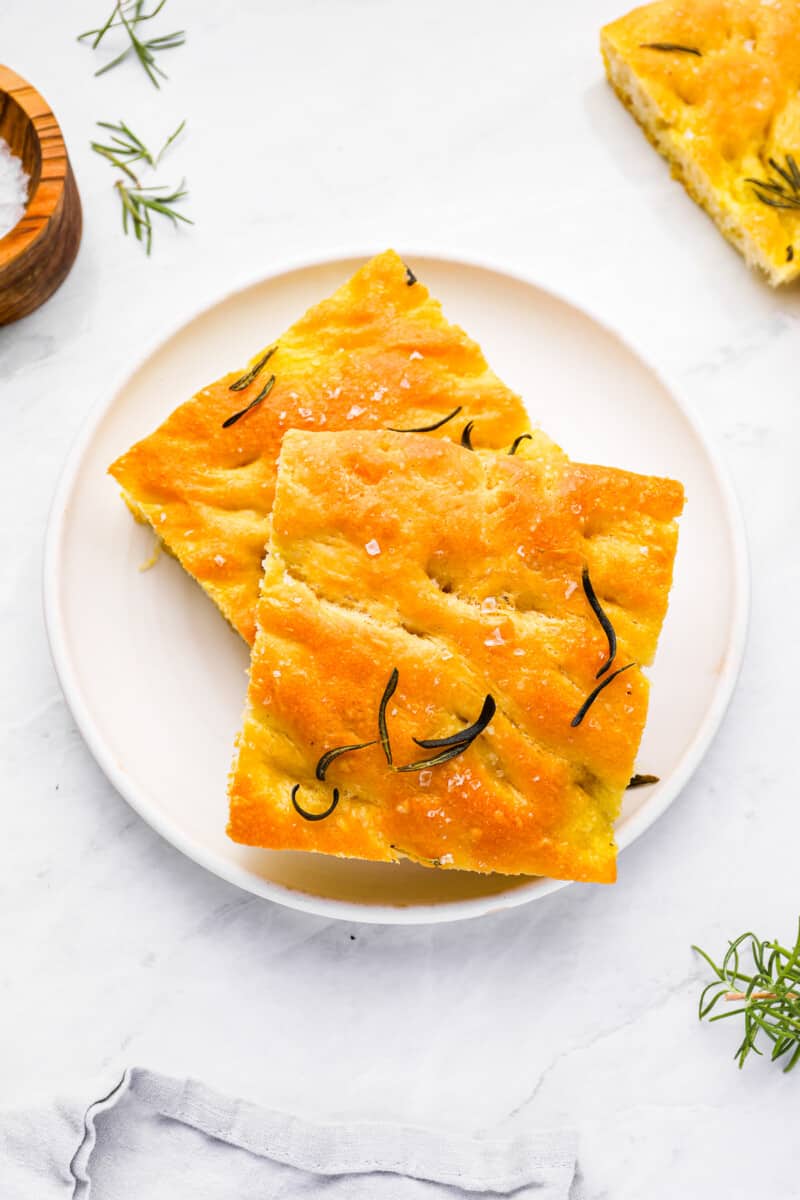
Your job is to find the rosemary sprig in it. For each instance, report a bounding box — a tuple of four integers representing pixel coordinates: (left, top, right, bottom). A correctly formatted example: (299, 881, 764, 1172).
(91, 118, 185, 181)
(581, 566, 617, 679)
(460, 421, 476, 450)
(79, 0, 185, 88)
(387, 405, 462, 434)
(570, 662, 635, 728)
(222, 375, 275, 428)
(746, 155, 800, 211)
(508, 433, 533, 455)
(640, 42, 702, 56)
(228, 346, 278, 392)
(291, 784, 340, 822)
(627, 773, 659, 788)
(92, 120, 191, 254)
(115, 178, 191, 255)
(694, 921, 800, 1072)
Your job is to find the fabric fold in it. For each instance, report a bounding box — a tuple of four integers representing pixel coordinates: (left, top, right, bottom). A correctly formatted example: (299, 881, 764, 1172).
(0, 1067, 581, 1199)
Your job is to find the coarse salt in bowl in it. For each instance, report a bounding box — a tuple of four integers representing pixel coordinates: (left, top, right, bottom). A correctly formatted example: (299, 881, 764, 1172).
(0, 136, 28, 239)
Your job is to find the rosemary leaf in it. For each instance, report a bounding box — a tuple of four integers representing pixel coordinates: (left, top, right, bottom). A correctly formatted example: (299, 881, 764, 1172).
(291, 784, 340, 822)
(404, 264, 417, 285)
(395, 744, 477, 772)
(397, 694, 495, 772)
(222, 375, 276, 428)
(627, 773, 659, 788)
(640, 42, 702, 55)
(413, 695, 496, 749)
(387, 405, 462, 434)
(460, 420, 475, 450)
(378, 668, 399, 766)
(581, 566, 617, 679)
(390, 844, 442, 868)
(508, 433, 533, 455)
(747, 155, 800, 211)
(228, 346, 277, 392)
(570, 662, 635, 728)
(315, 740, 377, 782)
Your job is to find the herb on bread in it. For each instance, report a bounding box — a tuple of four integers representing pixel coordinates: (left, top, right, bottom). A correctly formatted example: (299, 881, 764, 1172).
(747, 156, 800, 211)
(581, 566, 618, 679)
(571, 662, 635, 728)
(640, 42, 702, 56)
(460, 421, 476, 450)
(291, 784, 341, 822)
(228, 347, 278, 392)
(387, 405, 462, 434)
(222, 375, 276, 428)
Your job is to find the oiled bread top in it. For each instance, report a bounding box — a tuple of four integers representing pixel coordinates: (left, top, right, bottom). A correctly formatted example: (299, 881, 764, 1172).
(602, 0, 800, 275)
(228, 429, 684, 883)
(110, 250, 530, 643)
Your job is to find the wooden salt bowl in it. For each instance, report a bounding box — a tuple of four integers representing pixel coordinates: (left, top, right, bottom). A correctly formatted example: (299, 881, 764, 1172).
(0, 65, 82, 325)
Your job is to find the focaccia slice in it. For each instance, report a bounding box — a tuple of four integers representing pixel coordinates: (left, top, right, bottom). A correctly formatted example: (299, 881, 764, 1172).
(109, 250, 529, 644)
(228, 429, 684, 882)
(601, 0, 800, 284)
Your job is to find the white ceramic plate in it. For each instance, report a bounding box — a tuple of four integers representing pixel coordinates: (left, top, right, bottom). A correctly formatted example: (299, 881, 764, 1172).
(44, 252, 748, 924)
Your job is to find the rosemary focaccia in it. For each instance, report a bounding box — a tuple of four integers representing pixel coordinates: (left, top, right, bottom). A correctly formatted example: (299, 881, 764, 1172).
(228, 429, 684, 882)
(109, 251, 529, 644)
(601, 0, 800, 284)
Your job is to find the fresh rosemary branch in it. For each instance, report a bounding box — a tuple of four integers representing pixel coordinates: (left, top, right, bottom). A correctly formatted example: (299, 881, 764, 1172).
(746, 156, 800, 211)
(79, 0, 185, 88)
(693, 920, 800, 1072)
(116, 179, 191, 254)
(92, 120, 191, 255)
(91, 118, 185, 181)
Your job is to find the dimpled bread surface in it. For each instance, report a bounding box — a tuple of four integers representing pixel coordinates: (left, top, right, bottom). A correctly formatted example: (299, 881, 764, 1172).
(228, 429, 684, 882)
(602, 0, 800, 284)
(109, 250, 530, 644)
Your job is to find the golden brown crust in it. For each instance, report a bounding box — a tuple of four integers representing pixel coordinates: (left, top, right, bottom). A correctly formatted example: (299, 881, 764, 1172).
(228, 429, 684, 883)
(109, 251, 530, 643)
(601, 0, 800, 284)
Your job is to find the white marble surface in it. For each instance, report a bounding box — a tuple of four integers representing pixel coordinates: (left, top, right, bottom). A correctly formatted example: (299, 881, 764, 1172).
(2, 1, 799, 1195)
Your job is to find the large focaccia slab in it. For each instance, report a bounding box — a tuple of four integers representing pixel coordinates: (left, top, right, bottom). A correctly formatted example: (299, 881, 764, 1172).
(109, 250, 529, 643)
(602, 0, 800, 284)
(228, 429, 684, 882)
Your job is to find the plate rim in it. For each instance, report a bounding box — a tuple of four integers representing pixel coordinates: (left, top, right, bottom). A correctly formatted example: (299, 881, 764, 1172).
(42, 246, 750, 925)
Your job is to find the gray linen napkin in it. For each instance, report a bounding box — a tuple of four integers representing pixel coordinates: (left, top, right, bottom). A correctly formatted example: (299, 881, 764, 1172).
(0, 1067, 581, 1198)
